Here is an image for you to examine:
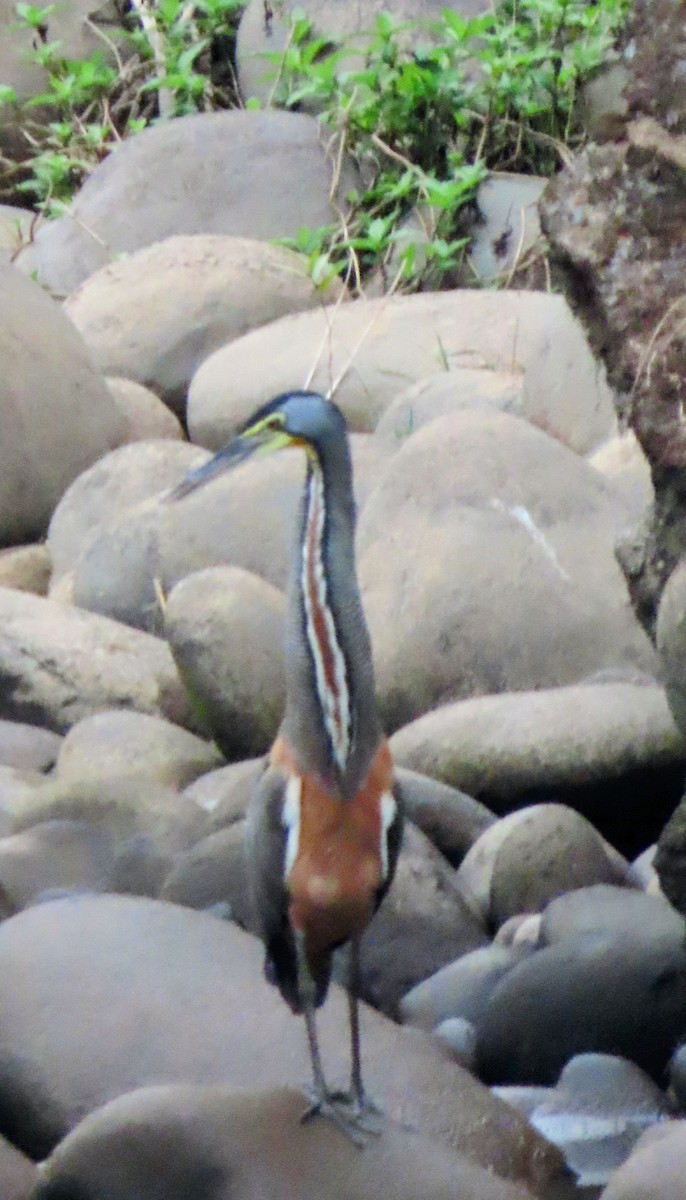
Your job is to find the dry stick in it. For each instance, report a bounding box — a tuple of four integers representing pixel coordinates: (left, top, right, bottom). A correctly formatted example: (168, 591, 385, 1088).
(85, 15, 125, 75)
(265, 21, 295, 107)
(370, 131, 416, 174)
(305, 121, 409, 398)
(632, 297, 686, 400)
(302, 279, 350, 393)
(326, 256, 408, 401)
(129, 0, 174, 117)
(327, 126, 347, 204)
(500, 117, 574, 169)
(502, 204, 528, 289)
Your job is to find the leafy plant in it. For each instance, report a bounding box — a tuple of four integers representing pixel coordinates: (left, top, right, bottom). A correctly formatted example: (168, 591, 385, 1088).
(271, 0, 630, 292)
(0, 0, 630, 287)
(1, 0, 246, 212)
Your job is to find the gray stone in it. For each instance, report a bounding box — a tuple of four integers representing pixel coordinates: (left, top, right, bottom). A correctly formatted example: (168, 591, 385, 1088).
(476, 931, 686, 1085)
(0, 767, 44, 830)
(0, 819, 113, 912)
(577, 63, 630, 142)
(655, 800, 686, 917)
(469, 174, 547, 283)
(400, 944, 524, 1031)
(15, 111, 361, 295)
(0, 545, 51, 595)
(187, 758, 264, 827)
(533, 1053, 670, 1187)
(0, 1129, 36, 1200)
(54, 710, 222, 790)
(160, 823, 251, 926)
(455, 806, 630, 928)
(395, 767, 495, 867)
(47, 440, 204, 584)
(187, 290, 617, 455)
(65, 235, 343, 416)
(598, 1120, 686, 1200)
(0, 263, 124, 545)
(434, 1018, 478, 1071)
(391, 681, 681, 802)
(105, 377, 184, 443)
(164, 567, 286, 760)
(539, 885, 686, 947)
(657, 559, 686, 739)
(37, 1083, 538, 1200)
(0, 893, 567, 1194)
(0, 721, 61, 772)
(360, 410, 654, 731)
(373, 369, 528, 447)
(489, 810, 632, 928)
(0, 587, 194, 734)
(588, 431, 654, 528)
(11, 775, 206, 860)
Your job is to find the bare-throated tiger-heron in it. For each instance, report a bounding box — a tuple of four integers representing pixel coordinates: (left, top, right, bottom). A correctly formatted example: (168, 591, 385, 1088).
(171, 391, 404, 1143)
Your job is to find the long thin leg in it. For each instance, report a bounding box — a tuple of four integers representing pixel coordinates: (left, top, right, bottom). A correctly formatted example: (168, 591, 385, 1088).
(294, 931, 366, 1147)
(348, 934, 365, 1108)
(343, 936, 382, 1130)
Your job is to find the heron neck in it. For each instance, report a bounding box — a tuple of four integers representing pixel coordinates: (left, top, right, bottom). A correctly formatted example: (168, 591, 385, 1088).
(282, 448, 382, 799)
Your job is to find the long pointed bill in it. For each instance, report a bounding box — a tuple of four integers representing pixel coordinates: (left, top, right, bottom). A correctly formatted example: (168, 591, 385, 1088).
(166, 428, 292, 502)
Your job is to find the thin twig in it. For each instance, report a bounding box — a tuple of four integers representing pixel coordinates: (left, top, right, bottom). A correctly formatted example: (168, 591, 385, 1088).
(632, 298, 686, 399)
(85, 15, 125, 74)
(265, 19, 294, 108)
(302, 280, 349, 392)
(370, 131, 416, 174)
(326, 256, 407, 399)
(502, 204, 528, 288)
(328, 126, 347, 203)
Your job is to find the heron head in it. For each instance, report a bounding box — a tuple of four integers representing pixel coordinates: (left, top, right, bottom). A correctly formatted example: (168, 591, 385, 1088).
(168, 391, 346, 500)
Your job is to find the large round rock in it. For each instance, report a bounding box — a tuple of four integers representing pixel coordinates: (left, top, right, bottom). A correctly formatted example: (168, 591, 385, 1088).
(476, 930, 686, 1085)
(390, 680, 681, 802)
(359, 410, 653, 730)
(0, 264, 124, 545)
(454, 805, 630, 928)
(163, 567, 286, 760)
(187, 290, 616, 452)
(599, 1121, 686, 1200)
(16, 111, 360, 296)
(47, 440, 205, 585)
(64, 236, 339, 415)
(0, 894, 567, 1196)
(0, 588, 194, 734)
(37, 1083, 537, 1200)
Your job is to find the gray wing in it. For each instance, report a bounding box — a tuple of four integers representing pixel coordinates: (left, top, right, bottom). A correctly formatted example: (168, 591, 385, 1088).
(244, 763, 289, 944)
(244, 763, 303, 1010)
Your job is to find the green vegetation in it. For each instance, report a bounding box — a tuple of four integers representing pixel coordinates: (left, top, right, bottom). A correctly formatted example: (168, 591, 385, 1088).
(0, 0, 245, 209)
(1, 0, 630, 291)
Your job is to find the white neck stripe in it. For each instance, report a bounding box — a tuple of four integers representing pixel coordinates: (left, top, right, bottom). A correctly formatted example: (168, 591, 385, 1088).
(301, 468, 352, 771)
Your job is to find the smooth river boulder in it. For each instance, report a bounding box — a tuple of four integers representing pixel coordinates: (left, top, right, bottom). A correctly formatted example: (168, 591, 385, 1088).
(0, 263, 124, 545)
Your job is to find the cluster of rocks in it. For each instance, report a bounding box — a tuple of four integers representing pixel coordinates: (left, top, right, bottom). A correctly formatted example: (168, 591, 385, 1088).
(1, 1, 686, 1199)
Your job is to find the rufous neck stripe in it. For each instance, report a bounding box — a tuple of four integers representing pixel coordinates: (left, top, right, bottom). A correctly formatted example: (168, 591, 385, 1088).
(301, 466, 351, 770)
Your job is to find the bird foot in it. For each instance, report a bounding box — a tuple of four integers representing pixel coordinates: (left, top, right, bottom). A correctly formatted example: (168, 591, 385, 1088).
(328, 1089, 384, 1135)
(300, 1085, 381, 1147)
